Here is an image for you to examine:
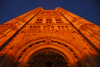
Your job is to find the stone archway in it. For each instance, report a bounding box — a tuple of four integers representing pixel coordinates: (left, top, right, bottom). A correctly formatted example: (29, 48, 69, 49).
(17, 43, 76, 67)
(25, 48, 70, 67)
(15, 36, 86, 67)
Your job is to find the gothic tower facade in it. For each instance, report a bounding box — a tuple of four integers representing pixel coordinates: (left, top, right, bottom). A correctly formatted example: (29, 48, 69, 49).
(0, 7, 100, 67)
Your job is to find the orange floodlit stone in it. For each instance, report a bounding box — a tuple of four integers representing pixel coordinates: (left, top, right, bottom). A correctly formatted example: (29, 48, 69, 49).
(0, 7, 100, 67)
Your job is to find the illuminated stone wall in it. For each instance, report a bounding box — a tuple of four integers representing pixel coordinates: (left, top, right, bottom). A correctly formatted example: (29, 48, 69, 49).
(0, 7, 100, 67)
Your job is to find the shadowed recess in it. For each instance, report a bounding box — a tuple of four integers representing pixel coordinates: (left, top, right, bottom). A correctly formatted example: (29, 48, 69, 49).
(25, 51, 69, 67)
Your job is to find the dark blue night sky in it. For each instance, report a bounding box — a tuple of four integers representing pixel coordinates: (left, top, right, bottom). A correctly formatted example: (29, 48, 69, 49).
(0, 0, 100, 26)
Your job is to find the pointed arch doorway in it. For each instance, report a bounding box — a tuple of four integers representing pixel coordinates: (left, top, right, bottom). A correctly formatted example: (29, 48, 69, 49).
(25, 48, 70, 67)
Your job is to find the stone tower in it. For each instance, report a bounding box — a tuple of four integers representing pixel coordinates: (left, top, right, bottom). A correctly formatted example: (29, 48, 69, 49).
(0, 7, 100, 67)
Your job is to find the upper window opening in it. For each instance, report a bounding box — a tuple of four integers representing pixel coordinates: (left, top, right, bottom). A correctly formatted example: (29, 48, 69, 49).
(51, 26, 54, 27)
(41, 12, 46, 14)
(61, 26, 64, 27)
(34, 26, 36, 28)
(53, 12, 57, 14)
(36, 21, 41, 23)
(47, 12, 51, 14)
(47, 25, 50, 27)
(58, 26, 60, 28)
(46, 19, 51, 21)
(37, 19, 42, 21)
(39, 22, 41, 23)
(46, 22, 52, 23)
(30, 26, 32, 28)
(40, 19, 42, 21)
(56, 21, 62, 23)
(56, 19, 61, 21)
(37, 26, 40, 28)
